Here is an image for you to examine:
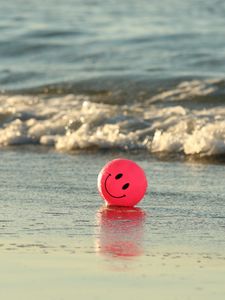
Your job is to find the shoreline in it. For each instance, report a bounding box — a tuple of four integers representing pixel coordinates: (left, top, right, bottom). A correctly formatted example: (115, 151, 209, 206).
(1, 246, 225, 300)
(0, 146, 224, 299)
(0, 145, 225, 166)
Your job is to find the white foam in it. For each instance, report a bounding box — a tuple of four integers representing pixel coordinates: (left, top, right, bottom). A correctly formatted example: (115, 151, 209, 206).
(150, 107, 225, 156)
(0, 80, 225, 157)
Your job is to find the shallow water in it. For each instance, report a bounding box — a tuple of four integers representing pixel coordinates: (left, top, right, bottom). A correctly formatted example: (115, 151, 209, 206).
(1, 148, 224, 254)
(0, 148, 225, 299)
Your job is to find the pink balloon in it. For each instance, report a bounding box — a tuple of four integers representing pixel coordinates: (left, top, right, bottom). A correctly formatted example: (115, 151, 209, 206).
(97, 158, 148, 207)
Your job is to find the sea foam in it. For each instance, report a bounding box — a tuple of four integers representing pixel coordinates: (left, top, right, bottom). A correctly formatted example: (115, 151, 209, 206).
(0, 79, 225, 157)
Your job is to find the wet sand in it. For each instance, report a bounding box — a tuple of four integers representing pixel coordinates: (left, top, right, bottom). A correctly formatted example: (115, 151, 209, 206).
(1, 246, 225, 300)
(0, 148, 225, 299)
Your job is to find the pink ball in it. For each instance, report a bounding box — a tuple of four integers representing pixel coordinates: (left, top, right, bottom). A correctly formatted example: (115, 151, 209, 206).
(97, 158, 148, 207)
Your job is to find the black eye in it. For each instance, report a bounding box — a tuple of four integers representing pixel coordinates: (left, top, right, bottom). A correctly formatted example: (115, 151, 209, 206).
(122, 183, 130, 190)
(115, 173, 123, 180)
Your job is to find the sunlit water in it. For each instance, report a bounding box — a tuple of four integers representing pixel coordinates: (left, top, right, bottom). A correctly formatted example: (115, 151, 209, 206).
(1, 0, 225, 89)
(1, 148, 224, 256)
(0, 1, 225, 158)
(1, 3, 225, 298)
(1, 147, 225, 299)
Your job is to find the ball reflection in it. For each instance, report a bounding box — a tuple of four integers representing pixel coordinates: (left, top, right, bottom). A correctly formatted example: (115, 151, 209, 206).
(96, 206, 145, 258)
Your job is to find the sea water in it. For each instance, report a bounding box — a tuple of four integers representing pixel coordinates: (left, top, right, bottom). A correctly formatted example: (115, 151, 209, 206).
(0, 0, 225, 254)
(0, 148, 225, 300)
(1, 80, 225, 157)
(1, 0, 225, 89)
(1, 2, 225, 298)
(0, 148, 224, 254)
(0, 0, 225, 159)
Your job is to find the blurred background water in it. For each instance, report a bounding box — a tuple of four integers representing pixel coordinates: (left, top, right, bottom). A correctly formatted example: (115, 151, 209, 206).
(0, 0, 225, 158)
(1, 0, 225, 90)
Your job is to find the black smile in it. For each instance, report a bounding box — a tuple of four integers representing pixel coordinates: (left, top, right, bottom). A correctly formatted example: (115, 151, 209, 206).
(104, 174, 126, 199)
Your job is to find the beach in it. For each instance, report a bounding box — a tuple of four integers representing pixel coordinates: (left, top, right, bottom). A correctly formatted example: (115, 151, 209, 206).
(1, 251, 225, 300)
(1, 0, 225, 298)
(0, 148, 225, 299)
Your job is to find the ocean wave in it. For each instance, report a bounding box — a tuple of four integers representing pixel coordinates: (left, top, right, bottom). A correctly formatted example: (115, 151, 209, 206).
(148, 79, 225, 104)
(0, 79, 225, 157)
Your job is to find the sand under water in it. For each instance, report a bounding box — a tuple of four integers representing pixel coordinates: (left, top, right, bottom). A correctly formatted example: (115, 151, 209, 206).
(0, 148, 224, 299)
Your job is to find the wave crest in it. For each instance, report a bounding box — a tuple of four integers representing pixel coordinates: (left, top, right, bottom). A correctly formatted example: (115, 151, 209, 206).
(1, 79, 225, 158)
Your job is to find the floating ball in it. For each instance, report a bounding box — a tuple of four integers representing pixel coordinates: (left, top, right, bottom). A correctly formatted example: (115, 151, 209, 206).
(97, 158, 148, 207)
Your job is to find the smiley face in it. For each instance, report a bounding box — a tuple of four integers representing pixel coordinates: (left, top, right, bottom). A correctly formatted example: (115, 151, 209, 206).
(97, 158, 148, 207)
(104, 173, 130, 198)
